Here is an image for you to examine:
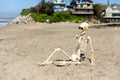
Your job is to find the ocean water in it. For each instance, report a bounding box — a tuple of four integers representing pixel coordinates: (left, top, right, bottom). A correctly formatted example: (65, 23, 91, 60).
(0, 17, 14, 26)
(0, 22, 8, 26)
(0, 17, 15, 26)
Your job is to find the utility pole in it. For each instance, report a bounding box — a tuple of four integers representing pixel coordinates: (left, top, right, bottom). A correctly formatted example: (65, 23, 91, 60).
(48, 0, 52, 2)
(108, 0, 110, 6)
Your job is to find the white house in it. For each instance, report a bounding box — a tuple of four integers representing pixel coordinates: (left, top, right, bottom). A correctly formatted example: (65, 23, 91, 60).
(71, 2, 94, 15)
(104, 4, 120, 18)
(52, 0, 94, 15)
(52, 0, 67, 12)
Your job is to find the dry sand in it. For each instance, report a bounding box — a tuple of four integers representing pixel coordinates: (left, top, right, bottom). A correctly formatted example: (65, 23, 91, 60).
(0, 23, 120, 80)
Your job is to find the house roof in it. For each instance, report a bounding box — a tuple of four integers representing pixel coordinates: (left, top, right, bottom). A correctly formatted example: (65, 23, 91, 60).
(109, 4, 120, 10)
(76, 2, 93, 5)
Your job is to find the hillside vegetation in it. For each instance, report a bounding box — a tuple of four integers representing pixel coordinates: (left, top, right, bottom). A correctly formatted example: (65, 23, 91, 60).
(20, 1, 107, 23)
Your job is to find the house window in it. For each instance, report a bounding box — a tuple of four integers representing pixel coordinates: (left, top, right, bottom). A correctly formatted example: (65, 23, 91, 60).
(106, 7, 112, 11)
(87, 4, 90, 6)
(81, 4, 83, 8)
(87, 10, 90, 12)
(112, 14, 120, 17)
(108, 14, 111, 17)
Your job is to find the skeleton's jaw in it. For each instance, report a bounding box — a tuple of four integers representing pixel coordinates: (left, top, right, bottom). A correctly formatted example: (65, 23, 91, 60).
(80, 31, 86, 36)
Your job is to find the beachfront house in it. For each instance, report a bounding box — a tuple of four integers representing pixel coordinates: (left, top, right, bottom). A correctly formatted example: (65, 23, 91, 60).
(71, 1, 94, 15)
(104, 4, 120, 20)
(52, 0, 67, 12)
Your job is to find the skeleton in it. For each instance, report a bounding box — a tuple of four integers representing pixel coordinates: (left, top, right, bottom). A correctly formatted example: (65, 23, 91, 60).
(72, 22, 94, 64)
(40, 22, 94, 66)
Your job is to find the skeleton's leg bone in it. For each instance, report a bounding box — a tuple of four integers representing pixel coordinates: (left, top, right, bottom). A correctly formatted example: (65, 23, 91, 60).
(71, 54, 78, 61)
(41, 48, 72, 65)
(40, 61, 53, 66)
(53, 61, 81, 66)
(41, 48, 59, 64)
(77, 49, 81, 60)
(45, 49, 58, 62)
(74, 43, 81, 60)
(59, 49, 72, 59)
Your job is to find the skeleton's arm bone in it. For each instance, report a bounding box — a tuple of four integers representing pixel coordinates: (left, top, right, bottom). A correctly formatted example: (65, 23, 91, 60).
(88, 36, 94, 64)
(88, 36, 94, 52)
(75, 35, 79, 41)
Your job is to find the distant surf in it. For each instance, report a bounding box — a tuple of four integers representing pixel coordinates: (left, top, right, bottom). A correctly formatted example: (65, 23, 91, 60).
(0, 21, 9, 26)
(0, 18, 13, 26)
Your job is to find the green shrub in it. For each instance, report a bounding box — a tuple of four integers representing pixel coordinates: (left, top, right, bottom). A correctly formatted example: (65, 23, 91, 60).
(31, 13, 49, 22)
(30, 12, 86, 23)
(30, 7, 37, 13)
(49, 12, 86, 23)
(21, 8, 31, 16)
(49, 13, 60, 22)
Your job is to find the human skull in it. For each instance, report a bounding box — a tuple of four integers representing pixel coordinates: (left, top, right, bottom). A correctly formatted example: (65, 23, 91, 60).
(79, 22, 89, 31)
(78, 22, 89, 35)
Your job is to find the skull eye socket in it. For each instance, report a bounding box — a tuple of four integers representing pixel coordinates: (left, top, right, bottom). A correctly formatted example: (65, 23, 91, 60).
(78, 27, 83, 30)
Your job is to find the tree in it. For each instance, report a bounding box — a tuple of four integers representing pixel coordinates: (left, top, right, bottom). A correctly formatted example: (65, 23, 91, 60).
(93, 4, 107, 21)
(35, 0, 45, 13)
(93, 4, 107, 17)
(30, 7, 37, 13)
(70, 0, 78, 7)
(35, 0, 54, 15)
(93, 4, 102, 17)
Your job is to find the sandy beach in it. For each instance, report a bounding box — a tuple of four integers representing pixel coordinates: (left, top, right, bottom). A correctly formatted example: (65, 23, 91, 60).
(0, 23, 120, 80)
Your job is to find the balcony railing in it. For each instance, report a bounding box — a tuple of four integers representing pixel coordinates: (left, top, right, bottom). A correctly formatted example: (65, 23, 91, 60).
(76, 7, 93, 9)
(72, 11, 94, 14)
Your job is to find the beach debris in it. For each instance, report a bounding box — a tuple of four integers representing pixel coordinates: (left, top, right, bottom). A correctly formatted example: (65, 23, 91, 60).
(40, 22, 95, 66)
(46, 19, 51, 24)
